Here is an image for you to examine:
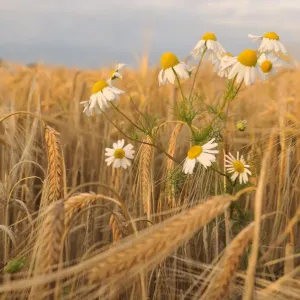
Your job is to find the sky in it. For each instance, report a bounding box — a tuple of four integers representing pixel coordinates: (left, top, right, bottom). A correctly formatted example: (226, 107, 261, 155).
(0, 0, 300, 68)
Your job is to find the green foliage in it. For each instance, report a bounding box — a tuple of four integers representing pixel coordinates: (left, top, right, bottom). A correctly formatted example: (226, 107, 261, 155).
(191, 125, 212, 144)
(4, 258, 26, 274)
(137, 110, 160, 138)
(165, 167, 186, 197)
(173, 96, 199, 125)
(223, 77, 240, 102)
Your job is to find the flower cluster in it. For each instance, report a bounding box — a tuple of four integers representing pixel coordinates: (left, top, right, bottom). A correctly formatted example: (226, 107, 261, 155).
(79, 31, 288, 182)
(182, 139, 251, 184)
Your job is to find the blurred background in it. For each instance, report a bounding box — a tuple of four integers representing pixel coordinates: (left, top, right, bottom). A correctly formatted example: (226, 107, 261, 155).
(1, 0, 300, 68)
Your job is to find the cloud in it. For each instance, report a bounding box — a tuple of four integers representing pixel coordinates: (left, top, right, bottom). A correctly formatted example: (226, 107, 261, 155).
(0, 0, 299, 67)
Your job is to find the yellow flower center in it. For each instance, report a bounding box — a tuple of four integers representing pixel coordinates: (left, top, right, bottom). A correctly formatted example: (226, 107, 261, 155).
(161, 52, 180, 70)
(264, 32, 280, 40)
(92, 80, 108, 94)
(260, 60, 273, 73)
(237, 49, 257, 67)
(113, 148, 125, 159)
(202, 32, 217, 41)
(187, 145, 203, 159)
(233, 160, 245, 173)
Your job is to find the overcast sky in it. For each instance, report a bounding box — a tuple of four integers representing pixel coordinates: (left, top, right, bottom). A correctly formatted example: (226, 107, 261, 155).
(0, 0, 299, 68)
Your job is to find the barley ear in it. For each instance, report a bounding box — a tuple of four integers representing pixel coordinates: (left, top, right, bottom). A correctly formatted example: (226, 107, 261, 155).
(29, 201, 65, 299)
(45, 126, 64, 204)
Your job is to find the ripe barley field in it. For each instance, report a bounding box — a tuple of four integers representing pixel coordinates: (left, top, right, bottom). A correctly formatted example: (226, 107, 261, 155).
(1, 56, 300, 300)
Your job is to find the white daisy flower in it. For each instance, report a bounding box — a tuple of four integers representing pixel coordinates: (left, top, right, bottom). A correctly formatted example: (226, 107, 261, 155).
(191, 32, 226, 61)
(158, 52, 190, 86)
(220, 49, 260, 86)
(105, 139, 135, 169)
(183, 139, 219, 174)
(225, 152, 251, 184)
(248, 32, 287, 55)
(110, 63, 126, 81)
(257, 53, 285, 81)
(212, 52, 234, 78)
(80, 80, 124, 116)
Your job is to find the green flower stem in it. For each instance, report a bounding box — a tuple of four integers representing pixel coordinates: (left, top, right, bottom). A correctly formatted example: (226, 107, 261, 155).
(129, 95, 145, 119)
(99, 108, 180, 163)
(189, 47, 207, 100)
(172, 67, 185, 101)
(209, 75, 242, 127)
(211, 165, 232, 183)
(109, 101, 145, 132)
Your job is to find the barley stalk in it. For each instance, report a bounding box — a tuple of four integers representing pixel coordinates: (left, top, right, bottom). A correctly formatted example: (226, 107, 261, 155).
(284, 242, 294, 275)
(243, 140, 270, 300)
(89, 194, 234, 282)
(204, 222, 255, 300)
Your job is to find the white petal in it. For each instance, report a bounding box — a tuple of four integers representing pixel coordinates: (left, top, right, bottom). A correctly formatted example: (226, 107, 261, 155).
(244, 67, 251, 86)
(117, 139, 125, 148)
(197, 153, 216, 168)
(243, 172, 248, 184)
(231, 172, 239, 181)
(193, 40, 205, 51)
(204, 149, 219, 154)
(228, 152, 236, 161)
(216, 42, 225, 56)
(258, 39, 268, 52)
(249, 67, 256, 85)
(279, 41, 287, 54)
(98, 93, 107, 109)
(106, 156, 115, 166)
(110, 86, 124, 95)
(125, 149, 135, 159)
(105, 148, 115, 156)
(102, 87, 115, 101)
(248, 34, 263, 41)
(174, 63, 189, 80)
(202, 142, 218, 150)
(166, 68, 175, 84)
(158, 69, 165, 85)
(245, 169, 252, 175)
(273, 40, 280, 53)
(221, 57, 237, 70)
(258, 53, 267, 64)
(120, 157, 131, 169)
(113, 159, 121, 168)
(206, 40, 213, 50)
(236, 66, 245, 84)
(123, 144, 134, 151)
(116, 63, 126, 70)
(89, 94, 97, 109)
(228, 62, 240, 79)
(183, 158, 196, 174)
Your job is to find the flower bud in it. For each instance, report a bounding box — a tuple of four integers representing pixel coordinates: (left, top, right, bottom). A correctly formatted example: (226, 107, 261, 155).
(236, 120, 247, 132)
